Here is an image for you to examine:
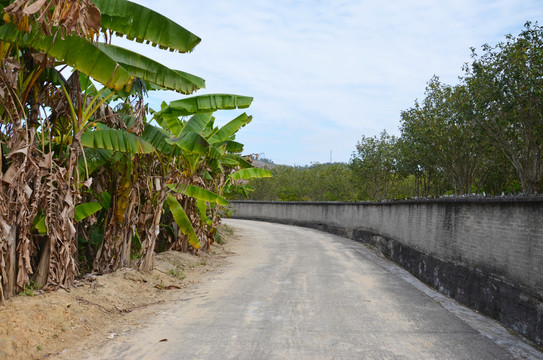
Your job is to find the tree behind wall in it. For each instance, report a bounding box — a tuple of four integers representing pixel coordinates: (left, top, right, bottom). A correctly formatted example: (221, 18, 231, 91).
(466, 21, 543, 194)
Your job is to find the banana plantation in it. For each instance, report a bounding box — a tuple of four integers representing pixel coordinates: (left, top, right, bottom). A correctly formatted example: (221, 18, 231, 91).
(0, 0, 269, 300)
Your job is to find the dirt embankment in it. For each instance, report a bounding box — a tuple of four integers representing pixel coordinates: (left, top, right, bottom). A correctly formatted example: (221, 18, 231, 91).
(0, 226, 238, 360)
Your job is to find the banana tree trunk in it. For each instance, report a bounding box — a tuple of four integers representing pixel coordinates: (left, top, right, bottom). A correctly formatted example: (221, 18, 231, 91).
(138, 201, 161, 271)
(0, 222, 17, 300)
(93, 162, 139, 274)
(34, 237, 50, 288)
(138, 182, 167, 271)
(93, 198, 138, 273)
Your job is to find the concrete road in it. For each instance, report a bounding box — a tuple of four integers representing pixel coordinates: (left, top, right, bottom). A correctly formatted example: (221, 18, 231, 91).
(86, 219, 543, 360)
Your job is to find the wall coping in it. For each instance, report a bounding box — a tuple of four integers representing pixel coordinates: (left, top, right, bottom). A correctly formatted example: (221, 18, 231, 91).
(231, 196, 543, 206)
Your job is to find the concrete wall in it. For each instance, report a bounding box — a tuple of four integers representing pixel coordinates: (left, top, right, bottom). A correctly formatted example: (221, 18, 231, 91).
(230, 199, 543, 346)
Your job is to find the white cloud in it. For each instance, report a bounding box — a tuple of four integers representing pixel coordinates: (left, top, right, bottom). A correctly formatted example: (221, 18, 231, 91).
(125, 0, 543, 165)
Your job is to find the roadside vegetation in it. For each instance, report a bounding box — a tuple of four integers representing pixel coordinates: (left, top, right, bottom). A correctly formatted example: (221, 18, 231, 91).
(0, 0, 270, 301)
(244, 22, 543, 201)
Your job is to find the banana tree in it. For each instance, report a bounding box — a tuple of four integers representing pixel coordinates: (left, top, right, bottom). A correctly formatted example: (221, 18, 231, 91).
(0, 0, 207, 295)
(137, 95, 252, 254)
(159, 103, 272, 251)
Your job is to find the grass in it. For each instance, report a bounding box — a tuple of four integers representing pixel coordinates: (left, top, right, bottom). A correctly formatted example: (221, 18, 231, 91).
(19, 281, 38, 297)
(168, 266, 186, 280)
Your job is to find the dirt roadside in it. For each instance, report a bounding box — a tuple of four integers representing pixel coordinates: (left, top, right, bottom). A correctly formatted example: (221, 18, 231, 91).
(0, 225, 239, 360)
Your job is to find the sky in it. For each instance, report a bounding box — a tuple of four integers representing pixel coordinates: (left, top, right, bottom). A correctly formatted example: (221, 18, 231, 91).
(119, 0, 543, 166)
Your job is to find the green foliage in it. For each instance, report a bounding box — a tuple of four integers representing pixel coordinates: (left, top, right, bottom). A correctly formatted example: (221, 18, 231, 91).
(168, 266, 186, 280)
(465, 21, 543, 193)
(242, 162, 357, 201)
(0, 22, 134, 91)
(166, 195, 201, 250)
(74, 203, 103, 222)
(349, 131, 402, 201)
(157, 94, 253, 119)
(353, 22, 543, 199)
(0, 0, 259, 297)
(168, 184, 228, 206)
(19, 281, 38, 297)
(95, 43, 205, 95)
(93, 0, 202, 53)
(81, 129, 155, 154)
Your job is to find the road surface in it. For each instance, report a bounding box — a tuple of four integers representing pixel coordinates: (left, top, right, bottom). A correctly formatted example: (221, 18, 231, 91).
(84, 219, 542, 360)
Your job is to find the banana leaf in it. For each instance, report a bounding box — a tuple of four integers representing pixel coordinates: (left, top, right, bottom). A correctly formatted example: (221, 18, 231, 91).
(162, 116, 183, 137)
(142, 123, 181, 156)
(81, 129, 154, 154)
(216, 156, 240, 167)
(93, 0, 201, 53)
(97, 191, 112, 210)
(33, 215, 47, 234)
(234, 155, 255, 169)
(75, 202, 103, 222)
(207, 143, 225, 160)
(208, 158, 223, 173)
(196, 199, 208, 226)
(158, 94, 253, 118)
(167, 184, 228, 206)
(34, 202, 103, 234)
(179, 112, 214, 136)
(166, 132, 209, 155)
(224, 141, 244, 154)
(208, 113, 252, 144)
(158, 111, 212, 138)
(0, 23, 134, 91)
(78, 148, 116, 179)
(166, 194, 201, 249)
(95, 43, 205, 94)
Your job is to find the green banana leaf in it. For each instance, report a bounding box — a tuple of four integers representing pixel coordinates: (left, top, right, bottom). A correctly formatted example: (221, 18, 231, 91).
(237, 184, 255, 197)
(93, 0, 201, 53)
(34, 215, 47, 234)
(75, 202, 103, 222)
(229, 168, 272, 181)
(208, 113, 252, 144)
(95, 44, 205, 95)
(216, 154, 256, 170)
(158, 94, 253, 118)
(207, 143, 225, 160)
(142, 124, 181, 156)
(81, 129, 155, 154)
(196, 199, 208, 226)
(215, 156, 241, 167)
(78, 148, 115, 179)
(208, 158, 223, 173)
(224, 141, 244, 154)
(167, 184, 228, 206)
(166, 195, 201, 249)
(203, 171, 214, 182)
(179, 112, 214, 136)
(159, 111, 213, 137)
(233, 155, 255, 169)
(34, 202, 103, 234)
(162, 116, 183, 137)
(0, 23, 133, 91)
(97, 191, 112, 210)
(166, 132, 209, 155)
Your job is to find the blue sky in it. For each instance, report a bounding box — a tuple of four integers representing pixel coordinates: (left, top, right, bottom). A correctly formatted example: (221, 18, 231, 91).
(122, 1, 543, 165)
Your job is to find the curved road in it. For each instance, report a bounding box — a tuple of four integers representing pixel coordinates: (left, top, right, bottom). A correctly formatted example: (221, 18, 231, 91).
(85, 219, 542, 360)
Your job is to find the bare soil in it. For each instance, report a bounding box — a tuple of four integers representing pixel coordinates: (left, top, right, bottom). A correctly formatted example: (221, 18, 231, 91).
(0, 225, 238, 360)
